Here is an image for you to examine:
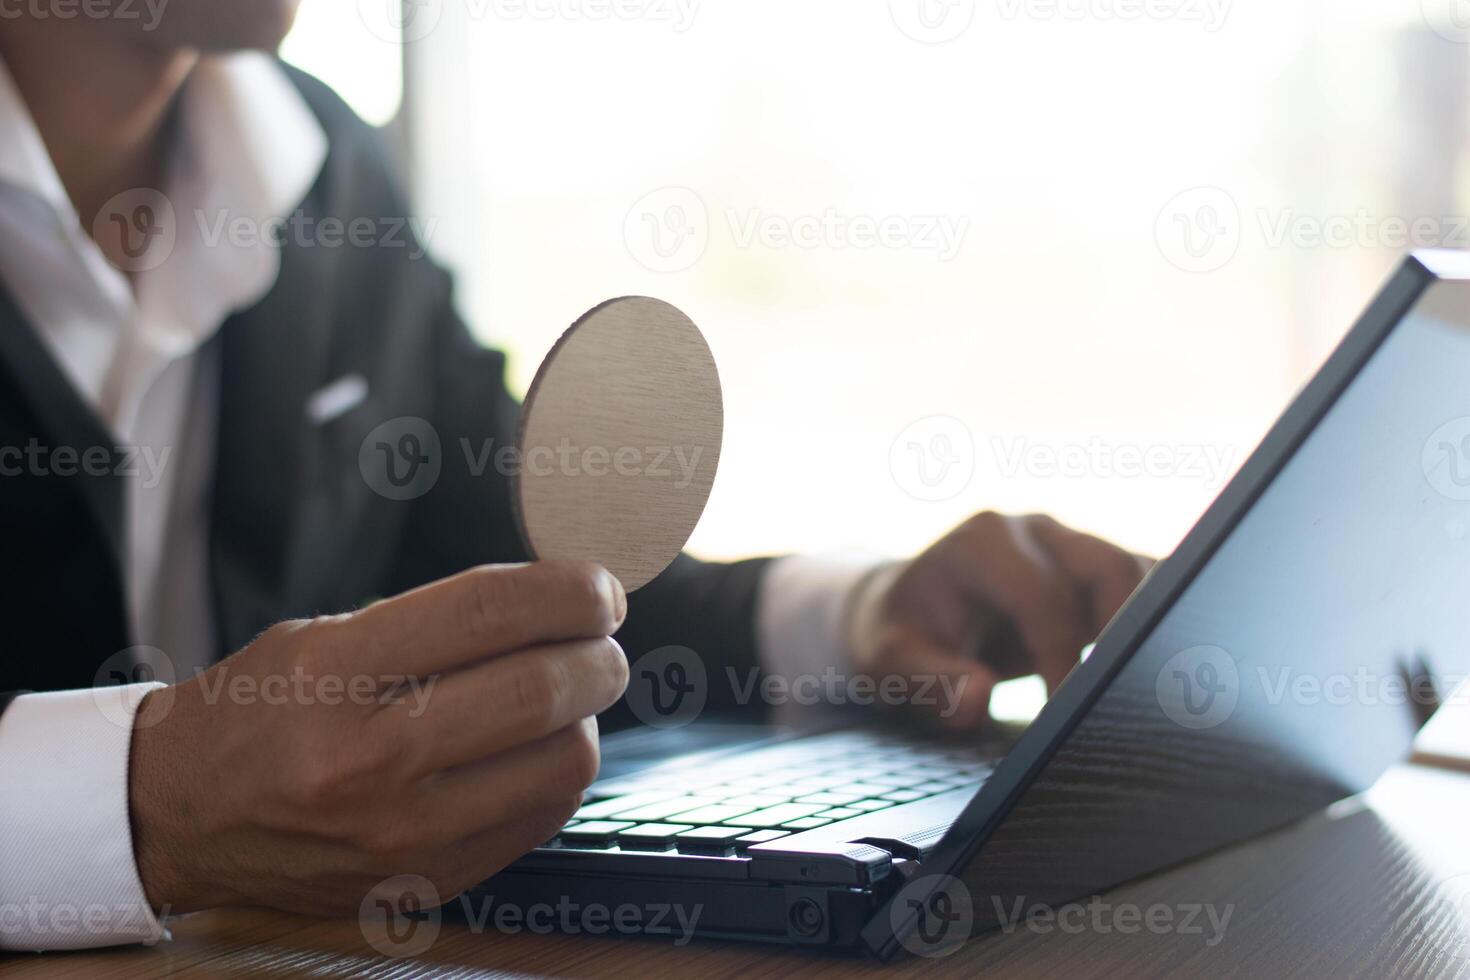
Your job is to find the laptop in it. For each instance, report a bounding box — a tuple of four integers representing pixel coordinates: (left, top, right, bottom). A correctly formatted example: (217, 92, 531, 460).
(464, 250, 1470, 958)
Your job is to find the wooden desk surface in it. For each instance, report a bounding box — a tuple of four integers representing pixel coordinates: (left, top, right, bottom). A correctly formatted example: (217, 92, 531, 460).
(8, 764, 1470, 979)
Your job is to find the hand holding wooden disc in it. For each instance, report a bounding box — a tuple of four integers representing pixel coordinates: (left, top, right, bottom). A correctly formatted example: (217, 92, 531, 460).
(514, 297, 723, 591)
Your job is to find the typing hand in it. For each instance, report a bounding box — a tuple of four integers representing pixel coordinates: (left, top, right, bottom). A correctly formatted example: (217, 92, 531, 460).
(848, 512, 1151, 730)
(128, 561, 629, 915)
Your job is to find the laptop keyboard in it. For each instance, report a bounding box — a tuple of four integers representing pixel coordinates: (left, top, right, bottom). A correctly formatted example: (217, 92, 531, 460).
(548, 731, 996, 856)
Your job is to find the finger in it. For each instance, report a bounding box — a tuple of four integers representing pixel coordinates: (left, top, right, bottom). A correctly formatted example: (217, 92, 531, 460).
(938, 513, 1093, 691)
(412, 719, 600, 847)
(871, 626, 999, 731)
(390, 637, 629, 774)
(344, 561, 627, 676)
(1026, 515, 1146, 632)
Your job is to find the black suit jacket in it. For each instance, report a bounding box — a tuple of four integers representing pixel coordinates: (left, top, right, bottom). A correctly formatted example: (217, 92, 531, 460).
(0, 64, 769, 727)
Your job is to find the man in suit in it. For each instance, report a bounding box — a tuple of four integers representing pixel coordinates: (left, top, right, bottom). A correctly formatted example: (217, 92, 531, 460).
(0, 0, 1147, 951)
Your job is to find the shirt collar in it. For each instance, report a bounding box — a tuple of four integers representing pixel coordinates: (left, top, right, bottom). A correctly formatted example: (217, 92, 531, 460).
(178, 52, 329, 242)
(0, 55, 72, 214)
(0, 50, 328, 238)
(0, 50, 330, 435)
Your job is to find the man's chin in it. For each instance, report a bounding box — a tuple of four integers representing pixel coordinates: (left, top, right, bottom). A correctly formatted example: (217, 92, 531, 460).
(126, 0, 302, 54)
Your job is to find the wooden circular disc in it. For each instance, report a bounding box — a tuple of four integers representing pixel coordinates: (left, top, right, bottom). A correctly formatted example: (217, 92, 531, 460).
(514, 297, 723, 591)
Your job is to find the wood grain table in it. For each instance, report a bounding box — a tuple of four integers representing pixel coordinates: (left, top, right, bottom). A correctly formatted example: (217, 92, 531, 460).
(6, 763, 1470, 979)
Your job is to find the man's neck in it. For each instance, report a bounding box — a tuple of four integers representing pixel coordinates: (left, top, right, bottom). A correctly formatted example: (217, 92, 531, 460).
(0, 27, 196, 229)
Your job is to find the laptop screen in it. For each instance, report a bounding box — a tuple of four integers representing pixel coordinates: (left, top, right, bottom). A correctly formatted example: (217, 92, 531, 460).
(870, 254, 1470, 954)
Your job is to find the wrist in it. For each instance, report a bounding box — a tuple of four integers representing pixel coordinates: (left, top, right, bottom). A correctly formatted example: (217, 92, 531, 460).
(843, 560, 906, 668)
(127, 687, 234, 914)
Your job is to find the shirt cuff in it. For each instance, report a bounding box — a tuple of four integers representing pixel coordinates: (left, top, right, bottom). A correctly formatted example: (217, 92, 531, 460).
(0, 685, 168, 951)
(755, 553, 886, 726)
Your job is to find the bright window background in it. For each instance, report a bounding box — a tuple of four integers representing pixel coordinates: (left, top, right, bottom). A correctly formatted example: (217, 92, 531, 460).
(285, 0, 1470, 565)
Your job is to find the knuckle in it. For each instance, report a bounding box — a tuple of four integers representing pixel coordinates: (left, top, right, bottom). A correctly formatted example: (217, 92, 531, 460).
(600, 637, 630, 695)
(548, 561, 616, 624)
(287, 757, 345, 810)
(962, 510, 1007, 541)
(357, 819, 417, 859)
(563, 720, 601, 791)
(1113, 549, 1146, 583)
(460, 568, 511, 640)
(510, 659, 569, 723)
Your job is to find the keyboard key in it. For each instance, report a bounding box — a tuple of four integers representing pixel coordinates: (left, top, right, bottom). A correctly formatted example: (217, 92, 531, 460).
(839, 767, 891, 780)
(731, 804, 827, 827)
(675, 825, 753, 852)
(866, 772, 926, 788)
(850, 799, 895, 812)
(883, 790, 926, 803)
(833, 783, 896, 798)
(612, 796, 725, 821)
(736, 830, 791, 848)
(721, 794, 789, 810)
(794, 792, 864, 806)
(672, 804, 761, 825)
(783, 817, 833, 830)
(790, 775, 849, 790)
(722, 774, 790, 790)
(815, 807, 862, 820)
(616, 824, 695, 850)
(574, 792, 677, 820)
(559, 821, 635, 845)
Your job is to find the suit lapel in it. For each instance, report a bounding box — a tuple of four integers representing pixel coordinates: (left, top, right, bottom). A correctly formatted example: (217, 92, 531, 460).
(0, 284, 125, 574)
(209, 235, 336, 650)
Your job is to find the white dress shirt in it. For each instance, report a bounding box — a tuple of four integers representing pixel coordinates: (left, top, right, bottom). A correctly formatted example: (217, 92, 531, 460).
(0, 52, 870, 951)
